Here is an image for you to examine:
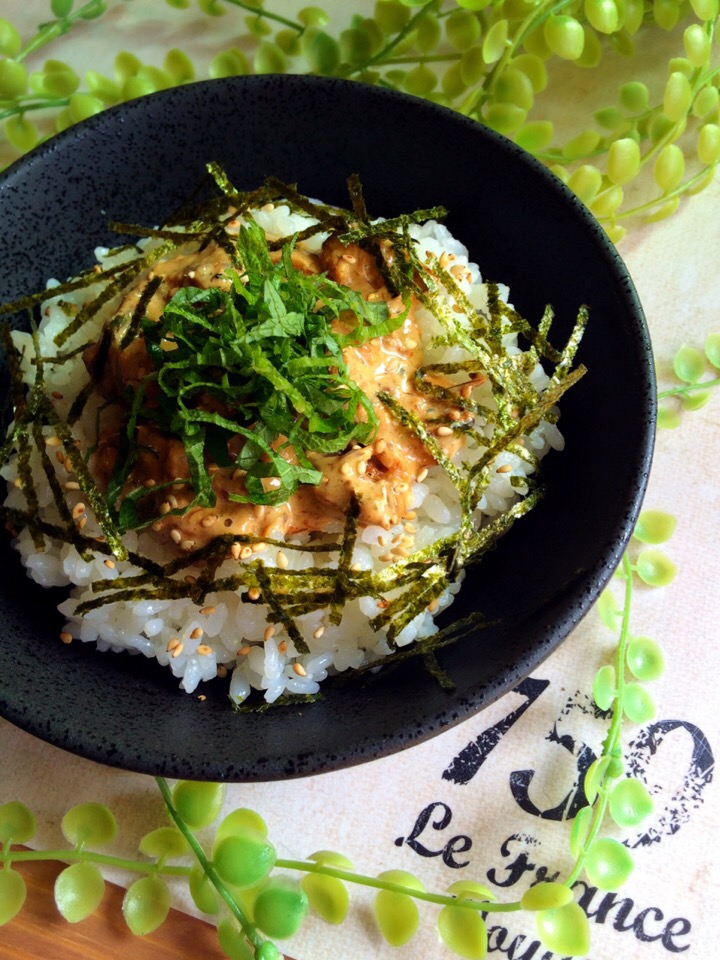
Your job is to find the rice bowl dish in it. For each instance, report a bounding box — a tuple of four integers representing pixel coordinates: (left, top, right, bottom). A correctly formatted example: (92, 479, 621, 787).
(1, 169, 586, 706)
(0, 75, 655, 779)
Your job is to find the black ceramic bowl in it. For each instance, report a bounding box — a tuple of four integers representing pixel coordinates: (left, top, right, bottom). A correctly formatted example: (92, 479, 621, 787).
(0, 76, 654, 781)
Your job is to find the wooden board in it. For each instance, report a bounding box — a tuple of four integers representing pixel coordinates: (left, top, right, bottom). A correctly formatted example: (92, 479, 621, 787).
(4, 856, 291, 960)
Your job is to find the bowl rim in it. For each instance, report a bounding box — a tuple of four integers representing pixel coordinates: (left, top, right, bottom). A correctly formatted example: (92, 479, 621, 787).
(0, 74, 656, 781)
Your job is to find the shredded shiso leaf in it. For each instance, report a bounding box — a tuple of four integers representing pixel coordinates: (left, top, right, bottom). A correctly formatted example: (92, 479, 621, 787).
(0, 166, 588, 699)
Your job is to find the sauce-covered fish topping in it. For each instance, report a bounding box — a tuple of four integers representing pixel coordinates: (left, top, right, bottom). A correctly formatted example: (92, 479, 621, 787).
(83, 222, 466, 551)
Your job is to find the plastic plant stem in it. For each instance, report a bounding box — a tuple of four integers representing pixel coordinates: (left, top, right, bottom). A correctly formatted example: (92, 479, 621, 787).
(275, 858, 522, 912)
(155, 776, 266, 954)
(564, 550, 633, 887)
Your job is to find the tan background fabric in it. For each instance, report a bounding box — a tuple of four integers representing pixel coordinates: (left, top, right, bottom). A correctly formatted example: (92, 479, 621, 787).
(1, 4, 719, 958)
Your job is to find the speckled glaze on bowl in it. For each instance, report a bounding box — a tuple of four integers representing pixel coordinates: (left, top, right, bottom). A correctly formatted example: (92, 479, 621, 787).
(0, 76, 654, 781)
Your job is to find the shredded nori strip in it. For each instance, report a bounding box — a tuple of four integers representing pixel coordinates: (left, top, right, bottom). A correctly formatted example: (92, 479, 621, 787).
(328, 495, 361, 627)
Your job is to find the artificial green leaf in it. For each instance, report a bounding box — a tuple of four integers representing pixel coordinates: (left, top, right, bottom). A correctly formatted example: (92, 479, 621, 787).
(627, 636, 665, 681)
(253, 877, 309, 939)
(446, 880, 496, 902)
(300, 851, 353, 925)
(138, 826, 190, 860)
(521, 882, 573, 911)
(437, 904, 488, 959)
(536, 901, 590, 955)
(584, 754, 612, 804)
(633, 510, 676, 545)
(596, 588, 619, 629)
(673, 344, 706, 382)
(61, 803, 118, 847)
(212, 831, 276, 888)
(122, 875, 171, 935)
(623, 682, 656, 723)
(373, 870, 424, 946)
(217, 917, 254, 960)
(0, 869, 26, 926)
(569, 805, 593, 858)
(0, 801, 36, 844)
(189, 866, 220, 915)
(609, 778, 654, 827)
(657, 404, 681, 429)
(54, 862, 105, 923)
(681, 388, 712, 410)
(635, 549, 677, 587)
(705, 332, 720, 368)
(592, 665, 616, 711)
(0, 18, 22, 59)
(216, 808, 269, 843)
(585, 838, 634, 890)
(172, 781, 225, 829)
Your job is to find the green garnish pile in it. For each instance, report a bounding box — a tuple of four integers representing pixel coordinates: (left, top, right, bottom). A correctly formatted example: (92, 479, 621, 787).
(112, 219, 407, 527)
